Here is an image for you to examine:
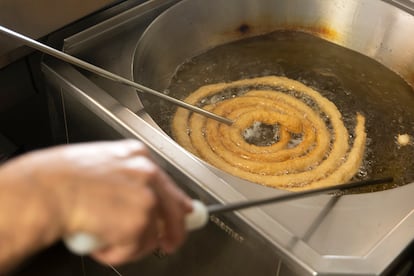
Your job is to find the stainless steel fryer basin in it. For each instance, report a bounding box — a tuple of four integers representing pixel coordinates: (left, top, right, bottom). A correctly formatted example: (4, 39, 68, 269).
(133, 0, 414, 190)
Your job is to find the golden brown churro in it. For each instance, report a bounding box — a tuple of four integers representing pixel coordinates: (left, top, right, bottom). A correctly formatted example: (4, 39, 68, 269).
(172, 76, 366, 191)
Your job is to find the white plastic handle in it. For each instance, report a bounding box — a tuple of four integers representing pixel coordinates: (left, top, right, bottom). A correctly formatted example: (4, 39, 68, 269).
(64, 232, 103, 255)
(184, 199, 209, 231)
(64, 199, 209, 255)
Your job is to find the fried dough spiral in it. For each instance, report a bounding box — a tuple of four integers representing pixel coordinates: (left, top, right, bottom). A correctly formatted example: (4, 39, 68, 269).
(172, 76, 366, 191)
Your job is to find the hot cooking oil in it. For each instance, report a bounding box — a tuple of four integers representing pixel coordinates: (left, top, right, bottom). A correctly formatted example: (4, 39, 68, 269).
(139, 30, 414, 193)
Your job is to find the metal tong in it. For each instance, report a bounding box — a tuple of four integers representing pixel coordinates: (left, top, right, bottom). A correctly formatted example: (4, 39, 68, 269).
(65, 177, 392, 255)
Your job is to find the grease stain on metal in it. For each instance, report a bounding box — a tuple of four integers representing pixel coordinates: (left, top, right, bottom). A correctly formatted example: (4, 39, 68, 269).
(238, 23, 251, 34)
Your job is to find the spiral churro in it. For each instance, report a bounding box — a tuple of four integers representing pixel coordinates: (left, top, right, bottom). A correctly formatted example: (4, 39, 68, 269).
(172, 76, 366, 191)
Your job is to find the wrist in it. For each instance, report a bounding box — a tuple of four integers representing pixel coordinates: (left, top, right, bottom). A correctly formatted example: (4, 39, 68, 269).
(23, 148, 74, 236)
(0, 152, 65, 271)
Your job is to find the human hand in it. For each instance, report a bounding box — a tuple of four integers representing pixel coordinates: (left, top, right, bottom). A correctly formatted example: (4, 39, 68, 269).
(21, 140, 192, 265)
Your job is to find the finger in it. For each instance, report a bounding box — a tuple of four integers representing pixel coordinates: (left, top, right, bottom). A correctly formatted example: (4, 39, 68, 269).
(90, 213, 159, 266)
(91, 243, 142, 266)
(121, 154, 192, 253)
(132, 207, 161, 257)
(91, 218, 161, 265)
(150, 170, 193, 253)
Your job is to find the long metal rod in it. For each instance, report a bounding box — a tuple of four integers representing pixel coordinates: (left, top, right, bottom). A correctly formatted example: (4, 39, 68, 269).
(0, 25, 233, 126)
(207, 177, 393, 214)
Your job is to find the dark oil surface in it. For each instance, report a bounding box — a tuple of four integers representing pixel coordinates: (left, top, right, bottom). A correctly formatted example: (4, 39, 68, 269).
(140, 31, 414, 193)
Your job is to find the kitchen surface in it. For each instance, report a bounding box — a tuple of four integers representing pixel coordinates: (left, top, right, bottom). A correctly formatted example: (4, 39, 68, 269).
(1, 0, 414, 275)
